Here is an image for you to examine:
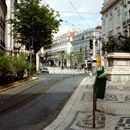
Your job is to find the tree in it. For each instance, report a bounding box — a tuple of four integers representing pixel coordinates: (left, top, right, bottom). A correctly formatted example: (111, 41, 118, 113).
(102, 35, 115, 53)
(8, 0, 62, 53)
(102, 34, 130, 53)
(77, 52, 84, 64)
(65, 53, 73, 65)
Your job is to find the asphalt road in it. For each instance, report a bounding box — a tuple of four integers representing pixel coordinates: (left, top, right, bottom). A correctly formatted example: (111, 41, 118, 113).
(0, 74, 87, 130)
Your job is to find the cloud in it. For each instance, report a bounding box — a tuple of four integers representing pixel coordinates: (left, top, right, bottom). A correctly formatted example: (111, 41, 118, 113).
(42, 0, 104, 36)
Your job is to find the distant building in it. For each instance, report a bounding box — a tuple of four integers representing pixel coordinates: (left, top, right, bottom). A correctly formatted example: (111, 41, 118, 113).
(71, 27, 102, 65)
(44, 27, 102, 67)
(0, 0, 7, 52)
(46, 30, 78, 67)
(101, 0, 130, 40)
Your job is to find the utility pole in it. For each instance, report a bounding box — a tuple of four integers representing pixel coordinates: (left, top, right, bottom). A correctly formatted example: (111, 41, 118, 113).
(29, 38, 34, 77)
(30, 38, 33, 63)
(45, 52, 48, 67)
(85, 45, 87, 60)
(61, 51, 64, 69)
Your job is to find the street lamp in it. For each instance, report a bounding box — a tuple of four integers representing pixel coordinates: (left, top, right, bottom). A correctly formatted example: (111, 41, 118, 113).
(45, 52, 48, 67)
(61, 51, 64, 69)
(29, 38, 34, 63)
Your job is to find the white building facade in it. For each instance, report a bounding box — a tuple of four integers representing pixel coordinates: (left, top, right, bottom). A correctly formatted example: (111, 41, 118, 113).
(45, 31, 78, 67)
(101, 0, 130, 40)
(48, 33, 68, 67)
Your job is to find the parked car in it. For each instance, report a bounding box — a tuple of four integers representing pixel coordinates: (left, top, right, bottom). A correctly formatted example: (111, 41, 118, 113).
(41, 67, 49, 73)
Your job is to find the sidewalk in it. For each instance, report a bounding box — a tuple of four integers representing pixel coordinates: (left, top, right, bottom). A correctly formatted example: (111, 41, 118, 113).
(44, 76, 130, 130)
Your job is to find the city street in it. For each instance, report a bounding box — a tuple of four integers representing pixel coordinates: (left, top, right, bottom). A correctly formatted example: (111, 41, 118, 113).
(0, 73, 87, 130)
(1, 0, 130, 130)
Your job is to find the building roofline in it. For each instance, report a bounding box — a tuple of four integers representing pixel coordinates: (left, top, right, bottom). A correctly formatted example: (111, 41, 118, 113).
(100, 0, 119, 14)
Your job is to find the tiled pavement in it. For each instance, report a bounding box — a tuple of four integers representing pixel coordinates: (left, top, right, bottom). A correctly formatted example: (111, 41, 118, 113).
(44, 76, 130, 130)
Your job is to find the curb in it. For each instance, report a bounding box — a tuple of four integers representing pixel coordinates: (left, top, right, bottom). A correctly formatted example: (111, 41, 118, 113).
(44, 76, 95, 130)
(0, 77, 39, 93)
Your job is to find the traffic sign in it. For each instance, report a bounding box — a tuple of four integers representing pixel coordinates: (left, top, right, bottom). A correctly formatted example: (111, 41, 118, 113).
(96, 55, 101, 66)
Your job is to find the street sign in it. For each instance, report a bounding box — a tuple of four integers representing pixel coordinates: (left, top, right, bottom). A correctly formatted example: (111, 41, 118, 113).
(88, 48, 93, 55)
(96, 55, 101, 66)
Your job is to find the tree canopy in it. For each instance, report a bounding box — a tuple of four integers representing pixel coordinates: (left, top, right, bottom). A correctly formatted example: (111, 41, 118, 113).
(9, 0, 62, 53)
(102, 34, 130, 53)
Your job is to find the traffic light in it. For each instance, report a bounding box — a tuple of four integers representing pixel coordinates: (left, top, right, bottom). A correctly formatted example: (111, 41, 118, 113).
(80, 48, 82, 52)
(89, 39, 93, 49)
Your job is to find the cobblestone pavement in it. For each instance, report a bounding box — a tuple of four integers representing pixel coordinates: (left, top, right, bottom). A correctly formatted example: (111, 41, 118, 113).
(44, 76, 130, 130)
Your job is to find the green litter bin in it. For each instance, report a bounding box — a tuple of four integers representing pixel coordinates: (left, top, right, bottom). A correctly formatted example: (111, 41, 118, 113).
(97, 68, 104, 77)
(96, 71, 107, 99)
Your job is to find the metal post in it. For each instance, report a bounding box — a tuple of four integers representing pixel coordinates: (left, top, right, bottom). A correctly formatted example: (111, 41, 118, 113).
(29, 38, 33, 77)
(45, 53, 48, 67)
(93, 81, 97, 128)
(85, 45, 86, 60)
(61, 51, 64, 69)
(30, 38, 33, 63)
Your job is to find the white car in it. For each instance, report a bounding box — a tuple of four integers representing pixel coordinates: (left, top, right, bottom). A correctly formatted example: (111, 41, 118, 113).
(41, 67, 49, 73)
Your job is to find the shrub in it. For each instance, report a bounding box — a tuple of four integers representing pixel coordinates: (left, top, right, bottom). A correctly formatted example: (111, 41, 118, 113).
(0, 53, 35, 85)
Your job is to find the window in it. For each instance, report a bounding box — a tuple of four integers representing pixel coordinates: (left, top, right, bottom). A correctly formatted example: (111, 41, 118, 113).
(117, 9, 120, 16)
(103, 18, 106, 25)
(109, 12, 113, 31)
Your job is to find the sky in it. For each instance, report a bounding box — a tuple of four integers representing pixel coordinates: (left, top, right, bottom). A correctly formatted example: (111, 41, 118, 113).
(41, 0, 104, 37)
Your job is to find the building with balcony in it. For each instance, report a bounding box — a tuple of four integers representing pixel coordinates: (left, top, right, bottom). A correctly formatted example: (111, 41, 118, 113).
(45, 30, 78, 67)
(0, 0, 7, 52)
(101, 0, 130, 40)
(44, 27, 102, 68)
(71, 26, 102, 65)
(47, 33, 68, 67)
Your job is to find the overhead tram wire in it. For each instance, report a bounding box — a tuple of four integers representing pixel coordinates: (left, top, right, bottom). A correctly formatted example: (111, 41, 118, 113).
(61, 20, 82, 31)
(68, 0, 101, 36)
(41, 0, 81, 30)
(42, 1, 100, 15)
(68, 0, 91, 27)
(56, 11, 100, 15)
(42, 0, 100, 34)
